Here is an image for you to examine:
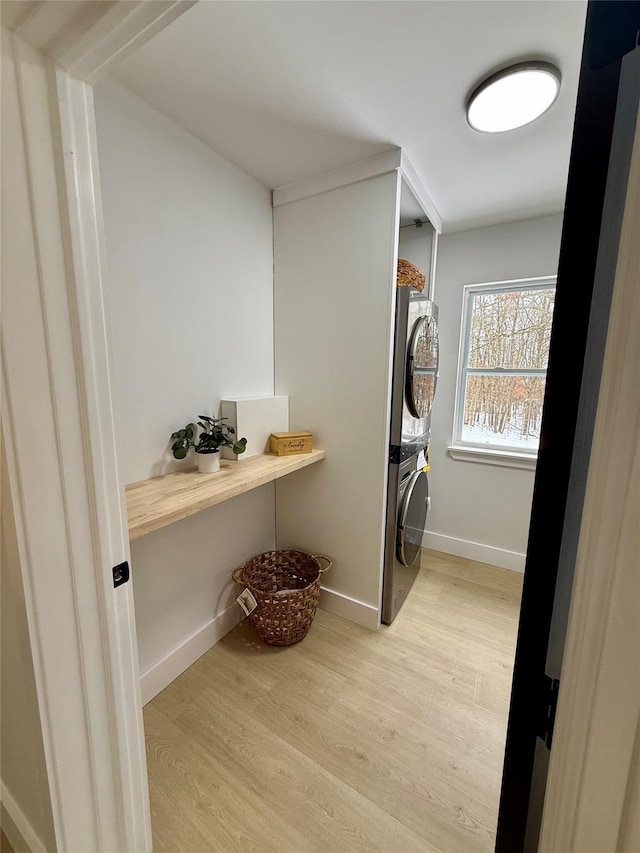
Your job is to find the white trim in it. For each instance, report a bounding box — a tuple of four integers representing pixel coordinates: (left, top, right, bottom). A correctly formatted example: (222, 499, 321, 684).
(428, 230, 439, 301)
(1, 4, 200, 848)
(272, 149, 402, 208)
(375, 170, 404, 625)
(319, 586, 381, 631)
(141, 604, 244, 705)
(2, 32, 127, 850)
(455, 273, 558, 291)
(272, 150, 444, 235)
(447, 444, 538, 470)
(0, 783, 46, 853)
(399, 150, 443, 233)
(53, 68, 151, 851)
(142, 589, 383, 704)
(140, 588, 384, 698)
(52, 0, 197, 85)
(1, 5, 193, 846)
(422, 532, 526, 573)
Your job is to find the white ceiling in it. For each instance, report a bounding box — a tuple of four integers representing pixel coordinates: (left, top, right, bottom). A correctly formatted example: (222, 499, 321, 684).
(112, 0, 587, 232)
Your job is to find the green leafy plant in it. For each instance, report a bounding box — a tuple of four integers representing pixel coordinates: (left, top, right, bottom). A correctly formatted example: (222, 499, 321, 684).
(170, 416, 247, 459)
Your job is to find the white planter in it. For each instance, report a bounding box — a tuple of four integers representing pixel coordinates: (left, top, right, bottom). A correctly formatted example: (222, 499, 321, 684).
(196, 452, 220, 474)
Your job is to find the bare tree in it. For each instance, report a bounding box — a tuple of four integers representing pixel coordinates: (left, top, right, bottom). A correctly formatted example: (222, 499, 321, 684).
(464, 288, 554, 443)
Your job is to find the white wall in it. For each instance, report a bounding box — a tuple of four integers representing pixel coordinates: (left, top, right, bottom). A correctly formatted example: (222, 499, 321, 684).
(274, 171, 400, 627)
(94, 81, 274, 481)
(427, 214, 564, 570)
(94, 81, 275, 699)
(1, 433, 57, 853)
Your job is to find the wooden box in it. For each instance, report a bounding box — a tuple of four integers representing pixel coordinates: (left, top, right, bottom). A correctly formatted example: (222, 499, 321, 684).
(270, 431, 313, 456)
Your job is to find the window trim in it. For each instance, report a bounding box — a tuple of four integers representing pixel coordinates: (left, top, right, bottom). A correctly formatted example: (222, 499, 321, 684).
(452, 275, 557, 462)
(447, 444, 539, 470)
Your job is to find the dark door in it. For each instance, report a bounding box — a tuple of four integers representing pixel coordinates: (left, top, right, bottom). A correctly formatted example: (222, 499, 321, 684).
(495, 4, 640, 852)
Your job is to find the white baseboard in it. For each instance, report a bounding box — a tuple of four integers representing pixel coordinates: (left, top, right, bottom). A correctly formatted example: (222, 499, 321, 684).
(319, 585, 380, 630)
(141, 588, 381, 705)
(1, 782, 46, 853)
(140, 603, 244, 705)
(422, 531, 526, 573)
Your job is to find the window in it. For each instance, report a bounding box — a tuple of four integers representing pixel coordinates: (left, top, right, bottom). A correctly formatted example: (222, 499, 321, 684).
(452, 277, 556, 464)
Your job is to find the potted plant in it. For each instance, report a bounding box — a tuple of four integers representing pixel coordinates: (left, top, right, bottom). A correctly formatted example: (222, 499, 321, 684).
(170, 416, 247, 474)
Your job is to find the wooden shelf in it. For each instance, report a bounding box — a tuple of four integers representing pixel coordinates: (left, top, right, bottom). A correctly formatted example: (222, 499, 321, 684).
(125, 449, 326, 541)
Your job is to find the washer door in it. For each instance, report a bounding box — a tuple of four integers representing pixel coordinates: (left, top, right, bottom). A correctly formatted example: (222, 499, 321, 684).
(397, 470, 429, 567)
(406, 314, 439, 419)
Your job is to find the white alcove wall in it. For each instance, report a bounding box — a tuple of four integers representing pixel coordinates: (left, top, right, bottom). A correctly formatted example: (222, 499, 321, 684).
(94, 80, 276, 702)
(273, 168, 402, 628)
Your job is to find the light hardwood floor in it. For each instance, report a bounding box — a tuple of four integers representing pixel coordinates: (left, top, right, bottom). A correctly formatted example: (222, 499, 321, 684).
(144, 548, 523, 853)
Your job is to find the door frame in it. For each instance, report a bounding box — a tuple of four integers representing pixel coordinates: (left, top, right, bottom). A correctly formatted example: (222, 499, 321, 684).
(539, 94, 640, 853)
(496, 4, 640, 848)
(2, 3, 194, 850)
(2, 2, 637, 851)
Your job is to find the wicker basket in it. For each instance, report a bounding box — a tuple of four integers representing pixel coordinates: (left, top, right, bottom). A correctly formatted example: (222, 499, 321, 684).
(232, 550, 332, 646)
(397, 258, 426, 292)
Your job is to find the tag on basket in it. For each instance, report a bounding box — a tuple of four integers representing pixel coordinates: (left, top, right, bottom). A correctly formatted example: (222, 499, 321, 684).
(236, 588, 258, 616)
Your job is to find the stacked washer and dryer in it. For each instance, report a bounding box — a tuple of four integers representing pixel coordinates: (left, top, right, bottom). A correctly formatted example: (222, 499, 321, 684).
(382, 284, 440, 624)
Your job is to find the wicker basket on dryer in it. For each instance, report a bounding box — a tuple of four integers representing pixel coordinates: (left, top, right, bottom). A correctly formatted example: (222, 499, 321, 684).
(232, 550, 332, 646)
(397, 258, 426, 292)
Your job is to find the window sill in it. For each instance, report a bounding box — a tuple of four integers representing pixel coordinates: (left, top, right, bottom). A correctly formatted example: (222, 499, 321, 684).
(447, 444, 538, 470)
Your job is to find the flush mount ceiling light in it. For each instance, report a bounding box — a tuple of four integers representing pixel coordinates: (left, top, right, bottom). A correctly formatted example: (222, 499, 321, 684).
(466, 61, 561, 133)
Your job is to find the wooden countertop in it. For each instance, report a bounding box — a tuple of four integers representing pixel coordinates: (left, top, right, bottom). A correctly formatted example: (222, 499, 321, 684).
(125, 449, 326, 541)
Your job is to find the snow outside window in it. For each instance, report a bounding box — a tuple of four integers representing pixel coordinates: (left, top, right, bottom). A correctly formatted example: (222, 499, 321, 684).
(453, 277, 556, 457)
